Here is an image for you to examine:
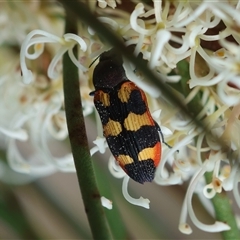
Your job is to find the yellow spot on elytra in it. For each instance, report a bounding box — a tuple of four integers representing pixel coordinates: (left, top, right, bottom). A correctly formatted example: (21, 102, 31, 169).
(138, 147, 153, 161)
(117, 155, 134, 166)
(138, 142, 161, 165)
(124, 112, 153, 131)
(104, 119, 122, 137)
(118, 83, 132, 103)
(98, 91, 110, 107)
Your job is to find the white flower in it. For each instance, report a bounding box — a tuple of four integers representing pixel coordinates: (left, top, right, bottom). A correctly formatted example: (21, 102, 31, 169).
(97, 0, 121, 9)
(20, 30, 87, 84)
(179, 159, 230, 234)
(0, 71, 75, 175)
(101, 196, 113, 209)
(91, 136, 108, 155)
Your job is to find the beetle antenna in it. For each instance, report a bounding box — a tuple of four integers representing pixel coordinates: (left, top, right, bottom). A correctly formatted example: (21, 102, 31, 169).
(158, 128, 179, 152)
(159, 130, 172, 149)
(89, 55, 100, 68)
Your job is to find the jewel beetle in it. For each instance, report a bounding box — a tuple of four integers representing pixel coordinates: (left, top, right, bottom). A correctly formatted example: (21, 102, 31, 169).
(90, 48, 170, 184)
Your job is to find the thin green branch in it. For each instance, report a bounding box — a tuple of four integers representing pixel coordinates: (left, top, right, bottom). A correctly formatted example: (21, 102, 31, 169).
(205, 172, 240, 240)
(176, 60, 203, 115)
(62, 9, 112, 240)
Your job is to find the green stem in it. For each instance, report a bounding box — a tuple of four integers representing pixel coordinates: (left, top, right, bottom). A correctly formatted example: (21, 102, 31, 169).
(176, 60, 203, 115)
(62, 9, 112, 240)
(205, 172, 240, 240)
(168, 60, 203, 117)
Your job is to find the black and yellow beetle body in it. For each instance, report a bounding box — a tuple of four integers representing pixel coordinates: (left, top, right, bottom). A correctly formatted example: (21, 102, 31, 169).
(91, 48, 163, 184)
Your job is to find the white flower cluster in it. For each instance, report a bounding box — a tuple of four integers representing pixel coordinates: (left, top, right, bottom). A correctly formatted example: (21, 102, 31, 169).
(1, 0, 240, 235)
(0, 2, 97, 179)
(0, 2, 78, 178)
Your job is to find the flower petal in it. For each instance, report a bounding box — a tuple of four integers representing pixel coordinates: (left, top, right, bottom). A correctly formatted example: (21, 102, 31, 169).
(122, 175, 150, 209)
